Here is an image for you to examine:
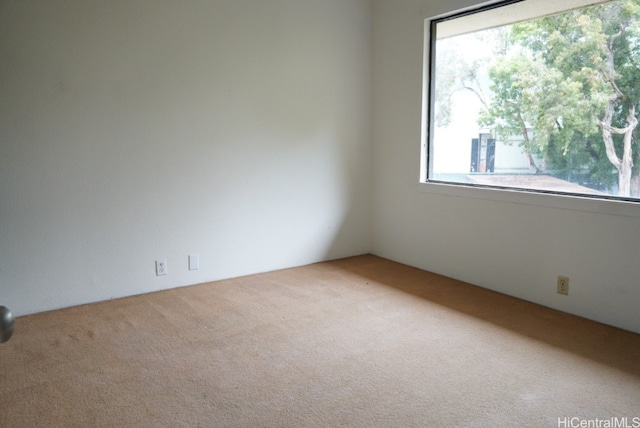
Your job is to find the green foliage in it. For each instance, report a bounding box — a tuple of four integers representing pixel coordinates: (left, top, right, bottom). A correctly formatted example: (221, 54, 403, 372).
(478, 0, 640, 194)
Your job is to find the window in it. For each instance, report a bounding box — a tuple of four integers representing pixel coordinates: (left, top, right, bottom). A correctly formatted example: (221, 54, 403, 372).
(426, 0, 640, 202)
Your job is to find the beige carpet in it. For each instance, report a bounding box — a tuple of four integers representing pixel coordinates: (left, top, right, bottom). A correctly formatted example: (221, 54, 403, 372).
(1, 255, 639, 427)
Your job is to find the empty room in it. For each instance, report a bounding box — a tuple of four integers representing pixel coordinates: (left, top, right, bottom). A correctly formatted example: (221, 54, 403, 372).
(1, 0, 639, 427)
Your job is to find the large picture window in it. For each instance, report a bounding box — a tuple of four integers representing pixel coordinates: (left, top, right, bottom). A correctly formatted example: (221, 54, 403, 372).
(426, 0, 640, 202)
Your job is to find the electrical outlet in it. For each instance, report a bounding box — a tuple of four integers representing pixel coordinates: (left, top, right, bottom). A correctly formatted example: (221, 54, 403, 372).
(557, 275, 569, 295)
(156, 259, 167, 276)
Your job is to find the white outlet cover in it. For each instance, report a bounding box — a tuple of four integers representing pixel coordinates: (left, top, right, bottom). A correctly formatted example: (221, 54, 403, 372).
(189, 254, 199, 270)
(156, 259, 167, 276)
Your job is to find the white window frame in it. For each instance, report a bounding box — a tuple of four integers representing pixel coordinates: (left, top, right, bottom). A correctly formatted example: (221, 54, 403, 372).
(420, 0, 640, 219)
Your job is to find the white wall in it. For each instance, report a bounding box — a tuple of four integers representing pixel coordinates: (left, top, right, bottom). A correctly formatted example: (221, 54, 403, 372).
(0, 0, 371, 315)
(3, 0, 638, 335)
(371, 0, 640, 333)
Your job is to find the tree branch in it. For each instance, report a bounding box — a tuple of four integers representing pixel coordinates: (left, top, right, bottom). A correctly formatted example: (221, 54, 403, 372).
(461, 85, 489, 109)
(601, 122, 635, 134)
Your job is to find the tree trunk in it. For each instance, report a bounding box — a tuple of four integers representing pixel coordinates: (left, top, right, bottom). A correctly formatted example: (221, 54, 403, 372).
(616, 113, 633, 197)
(599, 28, 638, 198)
(631, 174, 640, 198)
(517, 112, 542, 173)
(619, 160, 632, 197)
(601, 103, 637, 197)
(620, 106, 637, 197)
(600, 101, 623, 193)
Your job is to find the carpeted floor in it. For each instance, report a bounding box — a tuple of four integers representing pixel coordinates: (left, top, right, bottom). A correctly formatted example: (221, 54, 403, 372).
(1, 255, 639, 427)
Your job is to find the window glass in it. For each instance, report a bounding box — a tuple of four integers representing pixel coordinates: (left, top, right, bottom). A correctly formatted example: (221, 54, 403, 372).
(428, 0, 640, 201)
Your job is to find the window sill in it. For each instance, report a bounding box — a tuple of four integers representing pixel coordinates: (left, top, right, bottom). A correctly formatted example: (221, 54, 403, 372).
(418, 181, 640, 219)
